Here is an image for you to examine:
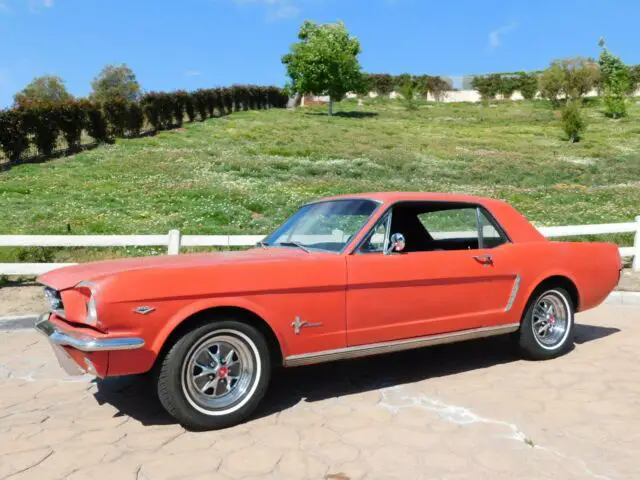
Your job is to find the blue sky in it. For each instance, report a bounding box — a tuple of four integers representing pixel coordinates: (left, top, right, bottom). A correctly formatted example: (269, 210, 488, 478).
(1, 0, 639, 107)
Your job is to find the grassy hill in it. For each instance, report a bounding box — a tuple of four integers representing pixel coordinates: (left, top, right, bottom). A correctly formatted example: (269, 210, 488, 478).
(1, 98, 639, 263)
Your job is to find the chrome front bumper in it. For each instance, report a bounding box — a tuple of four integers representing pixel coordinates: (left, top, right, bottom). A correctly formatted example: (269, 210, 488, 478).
(34, 314, 145, 352)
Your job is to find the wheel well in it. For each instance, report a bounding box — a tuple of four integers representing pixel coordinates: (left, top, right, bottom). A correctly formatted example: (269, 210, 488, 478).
(155, 306, 283, 370)
(530, 276, 580, 311)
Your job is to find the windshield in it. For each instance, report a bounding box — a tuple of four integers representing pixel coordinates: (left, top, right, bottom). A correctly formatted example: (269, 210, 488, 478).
(264, 199, 379, 253)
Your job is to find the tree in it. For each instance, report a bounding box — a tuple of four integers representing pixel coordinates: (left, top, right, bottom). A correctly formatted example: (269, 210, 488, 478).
(282, 20, 365, 116)
(539, 63, 565, 107)
(13, 75, 73, 107)
(90, 64, 141, 103)
(558, 57, 600, 99)
(517, 72, 539, 100)
(598, 40, 630, 118)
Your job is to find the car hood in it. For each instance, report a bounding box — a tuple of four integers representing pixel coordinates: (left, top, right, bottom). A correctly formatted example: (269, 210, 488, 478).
(37, 248, 315, 291)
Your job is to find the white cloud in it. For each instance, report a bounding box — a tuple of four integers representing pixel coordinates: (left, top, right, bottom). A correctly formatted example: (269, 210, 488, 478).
(488, 21, 517, 49)
(0, 1, 10, 12)
(185, 70, 202, 77)
(233, 0, 302, 21)
(43, 0, 54, 7)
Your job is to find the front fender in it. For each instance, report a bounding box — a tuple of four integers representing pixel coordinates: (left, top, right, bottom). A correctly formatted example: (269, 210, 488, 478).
(151, 296, 288, 357)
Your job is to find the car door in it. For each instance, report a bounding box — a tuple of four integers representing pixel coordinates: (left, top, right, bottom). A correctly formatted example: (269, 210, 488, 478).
(345, 202, 520, 347)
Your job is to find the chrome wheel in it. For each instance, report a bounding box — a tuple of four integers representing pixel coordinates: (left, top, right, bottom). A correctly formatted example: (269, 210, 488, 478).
(182, 331, 257, 414)
(531, 292, 569, 348)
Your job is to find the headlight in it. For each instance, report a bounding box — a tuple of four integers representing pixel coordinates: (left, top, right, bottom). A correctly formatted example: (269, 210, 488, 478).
(44, 287, 64, 315)
(77, 281, 99, 326)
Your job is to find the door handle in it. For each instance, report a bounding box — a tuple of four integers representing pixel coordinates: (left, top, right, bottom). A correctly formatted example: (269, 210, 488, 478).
(473, 254, 493, 266)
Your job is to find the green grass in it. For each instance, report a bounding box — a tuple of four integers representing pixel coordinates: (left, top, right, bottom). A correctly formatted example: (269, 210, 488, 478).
(1, 98, 639, 263)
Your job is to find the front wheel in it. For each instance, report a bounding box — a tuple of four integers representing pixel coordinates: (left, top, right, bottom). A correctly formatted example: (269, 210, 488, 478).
(517, 288, 574, 360)
(157, 320, 271, 430)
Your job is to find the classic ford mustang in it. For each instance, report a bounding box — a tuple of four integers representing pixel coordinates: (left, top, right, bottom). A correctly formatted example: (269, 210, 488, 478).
(36, 193, 621, 429)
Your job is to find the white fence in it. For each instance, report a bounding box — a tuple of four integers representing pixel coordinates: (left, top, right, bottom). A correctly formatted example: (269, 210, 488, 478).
(0, 216, 639, 276)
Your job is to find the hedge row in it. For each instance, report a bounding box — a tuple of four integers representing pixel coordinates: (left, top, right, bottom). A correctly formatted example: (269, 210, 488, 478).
(0, 85, 287, 164)
(365, 74, 451, 98)
(471, 73, 540, 100)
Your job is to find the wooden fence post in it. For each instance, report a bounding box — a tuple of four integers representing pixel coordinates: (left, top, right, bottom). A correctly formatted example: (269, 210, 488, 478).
(167, 229, 181, 255)
(633, 216, 640, 272)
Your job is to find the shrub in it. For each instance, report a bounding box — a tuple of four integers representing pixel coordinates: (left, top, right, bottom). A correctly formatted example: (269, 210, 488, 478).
(20, 101, 60, 156)
(141, 92, 162, 130)
(181, 91, 196, 122)
(172, 91, 187, 127)
(78, 99, 109, 143)
(561, 101, 586, 143)
(628, 65, 640, 95)
(398, 78, 417, 110)
(517, 72, 539, 100)
(160, 93, 175, 129)
(192, 89, 208, 120)
(0, 109, 29, 163)
(204, 89, 217, 117)
(221, 87, 234, 114)
(126, 102, 144, 136)
(56, 101, 86, 149)
(599, 44, 630, 118)
(559, 57, 600, 99)
(102, 98, 129, 137)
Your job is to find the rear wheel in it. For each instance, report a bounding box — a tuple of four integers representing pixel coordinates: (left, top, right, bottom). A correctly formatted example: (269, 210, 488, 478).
(517, 288, 574, 360)
(157, 320, 271, 430)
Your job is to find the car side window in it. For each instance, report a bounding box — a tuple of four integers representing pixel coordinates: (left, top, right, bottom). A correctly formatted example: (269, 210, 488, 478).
(478, 209, 508, 248)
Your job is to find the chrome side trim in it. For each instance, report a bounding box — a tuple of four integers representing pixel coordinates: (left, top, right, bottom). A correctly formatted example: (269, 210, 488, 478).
(35, 314, 144, 352)
(284, 323, 520, 367)
(504, 274, 521, 312)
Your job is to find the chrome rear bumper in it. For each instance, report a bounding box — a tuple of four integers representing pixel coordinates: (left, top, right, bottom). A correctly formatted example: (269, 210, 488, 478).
(34, 314, 145, 352)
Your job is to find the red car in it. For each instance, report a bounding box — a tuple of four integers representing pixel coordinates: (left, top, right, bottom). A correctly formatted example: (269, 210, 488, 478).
(36, 193, 621, 429)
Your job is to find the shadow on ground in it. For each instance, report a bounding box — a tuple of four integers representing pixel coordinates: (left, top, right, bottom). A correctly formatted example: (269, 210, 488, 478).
(304, 111, 378, 118)
(94, 323, 619, 429)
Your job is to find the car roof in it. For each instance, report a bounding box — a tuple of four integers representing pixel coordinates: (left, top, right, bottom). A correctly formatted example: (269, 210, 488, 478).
(314, 192, 506, 207)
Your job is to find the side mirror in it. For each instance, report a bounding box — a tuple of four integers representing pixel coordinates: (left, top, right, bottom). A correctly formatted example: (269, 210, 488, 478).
(385, 233, 406, 255)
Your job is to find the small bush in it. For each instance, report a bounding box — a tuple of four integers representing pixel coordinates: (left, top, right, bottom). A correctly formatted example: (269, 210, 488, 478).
(0, 109, 29, 163)
(126, 102, 144, 137)
(78, 99, 109, 143)
(56, 101, 86, 150)
(102, 99, 129, 137)
(561, 101, 587, 143)
(20, 101, 60, 156)
(182, 91, 196, 122)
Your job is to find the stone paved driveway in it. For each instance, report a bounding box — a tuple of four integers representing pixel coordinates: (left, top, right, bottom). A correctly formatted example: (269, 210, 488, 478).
(1, 304, 639, 480)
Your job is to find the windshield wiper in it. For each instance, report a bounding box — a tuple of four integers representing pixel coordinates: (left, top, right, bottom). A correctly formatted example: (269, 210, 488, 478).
(276, 241, 310, 253)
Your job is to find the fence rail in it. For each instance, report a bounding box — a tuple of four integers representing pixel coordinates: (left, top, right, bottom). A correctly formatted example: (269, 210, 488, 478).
(1, 217, 639, 276)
